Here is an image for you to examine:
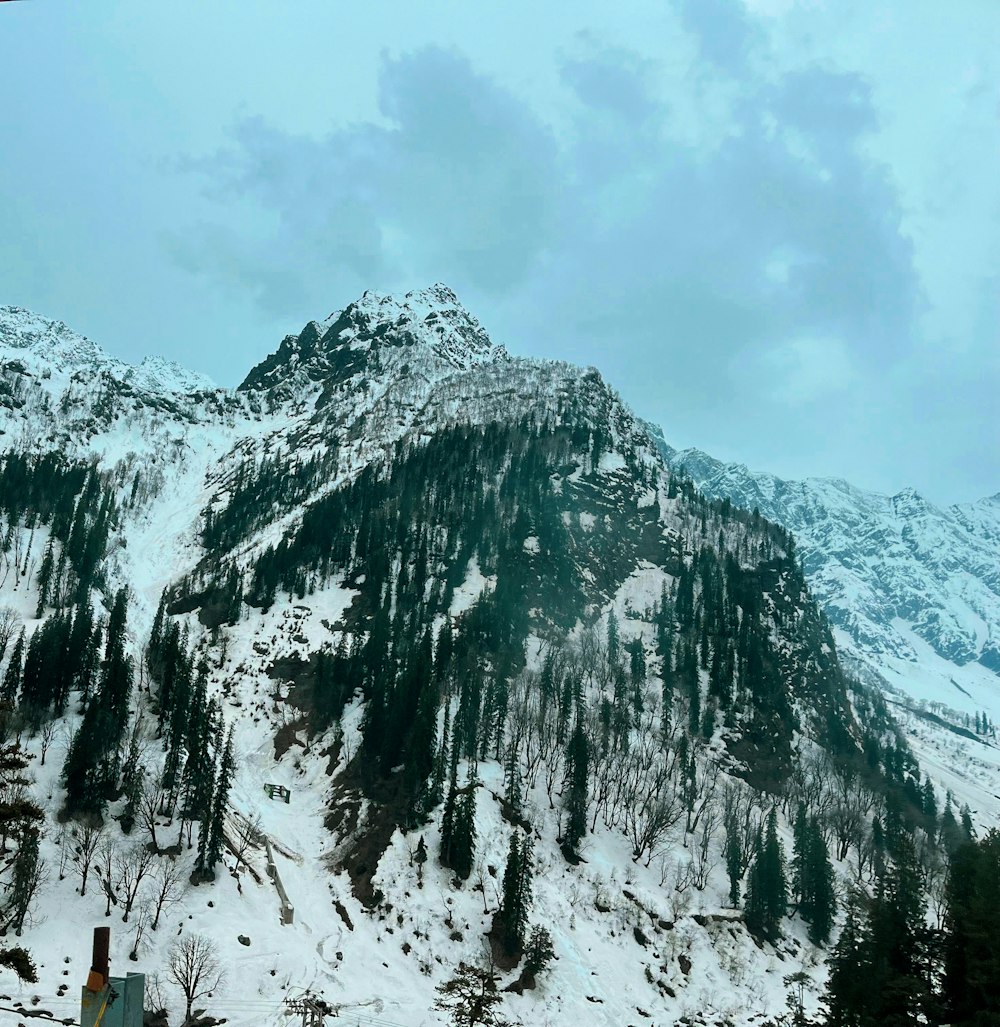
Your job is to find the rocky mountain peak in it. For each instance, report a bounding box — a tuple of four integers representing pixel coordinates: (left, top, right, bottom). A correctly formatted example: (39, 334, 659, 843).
(239, 283, 507, 393)
(0, 305, 113, 378)
(124, 354, 216, 395)
(890, 486, 930, 515)
(0, 305, 216, 396)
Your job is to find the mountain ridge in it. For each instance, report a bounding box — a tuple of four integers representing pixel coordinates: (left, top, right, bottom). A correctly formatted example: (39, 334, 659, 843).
(0, 288, 995, 1027)
(0, 304, 218, 395)
(654, 439, 1000, 711)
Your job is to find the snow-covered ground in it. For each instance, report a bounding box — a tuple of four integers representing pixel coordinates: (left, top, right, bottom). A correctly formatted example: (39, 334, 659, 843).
(1, 289, 995, 1026)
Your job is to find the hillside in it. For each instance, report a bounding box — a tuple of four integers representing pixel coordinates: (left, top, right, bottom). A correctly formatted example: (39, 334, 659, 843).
(0, 290, 987, 1026)
(654, 440, 1000, 716)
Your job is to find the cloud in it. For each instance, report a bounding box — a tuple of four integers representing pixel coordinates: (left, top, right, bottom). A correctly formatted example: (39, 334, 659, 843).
(736, 335, 858, 407)
(169, 17, 941, 492)
(676, 0, 763, 73)
(170, 48, 561, 315)
(560, 39, 660, 124)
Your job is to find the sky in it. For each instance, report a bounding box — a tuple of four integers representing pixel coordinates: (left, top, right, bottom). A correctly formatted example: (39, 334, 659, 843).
(1, 1, 997, 504)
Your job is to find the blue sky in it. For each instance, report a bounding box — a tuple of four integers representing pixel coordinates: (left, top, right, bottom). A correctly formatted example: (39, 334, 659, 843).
(1, 1, 997, 502)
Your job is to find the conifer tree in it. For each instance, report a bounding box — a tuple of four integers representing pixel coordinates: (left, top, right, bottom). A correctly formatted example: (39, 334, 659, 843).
(426, 704, 451, 813)
(824, 829, 937, 1027)
(792, 808, 837, 946)
(67, 601, 93, 696)
(497, 830, 533, 960)
(450, 780, 477, 882)
(807, 820, 836, 945)
(148, 589, 167, 659)
(744, 809, 787, 944)
(503, 745, 522, 816)
(791, 802, 809, 905)
(34, 542, 54, 619)
(207, 727, 235, 869)
(439, 752, 460, 871)
(180, 668, 213, 839)
(943, 829, 1000, 1024)
(440, 754, 476, 882)
(823, 895, 867, 1027)
(724, 812, 743, 908)
(606, 610, 619, 666)
(562, 718, 589, 855)
(1, 629, 24, 703)
(5, 827, 40, 935)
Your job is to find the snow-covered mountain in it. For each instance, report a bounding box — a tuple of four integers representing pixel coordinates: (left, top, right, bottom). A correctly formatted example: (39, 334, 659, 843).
(0, 304, 217, 396)
(0, 289, 995, 1027)
(654, 437, 1000, 719)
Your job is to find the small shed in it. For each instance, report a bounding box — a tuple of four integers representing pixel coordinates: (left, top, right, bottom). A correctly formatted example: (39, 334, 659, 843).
(264, 782, 291, 803)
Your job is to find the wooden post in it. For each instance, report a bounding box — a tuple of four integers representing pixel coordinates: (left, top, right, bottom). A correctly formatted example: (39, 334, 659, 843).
(87, 927, 110, 992)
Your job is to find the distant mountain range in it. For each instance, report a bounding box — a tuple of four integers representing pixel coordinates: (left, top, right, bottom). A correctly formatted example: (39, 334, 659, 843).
(654, 433, 1000, 714)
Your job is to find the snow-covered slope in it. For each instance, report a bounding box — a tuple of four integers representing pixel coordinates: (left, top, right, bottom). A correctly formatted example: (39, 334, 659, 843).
(0, 290, 988, 1027)
(655, 438, 1000, 717)
(0, 305, 217, 395)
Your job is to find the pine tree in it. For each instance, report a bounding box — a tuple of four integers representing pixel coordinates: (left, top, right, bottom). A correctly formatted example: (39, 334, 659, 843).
(204, 726, 235, 877)
(34, 542, 54, 619)
(450, 781, 477, 882)
(858, 829, 938, 1027)
(180, 668, 214, 845)
(805, 818, 837, 945)
(823, 895, 867, 1027)
(724, 812, 742, 908)
(148, 589, 167, 659)
(562, 718, 588, 855)
(744, 809, 787, 944)
(434, 961, 511, 1027)
(522, 925, 555, 980)
(606, 609, 619, 665)
(943, 829, 1000, 1024)
(1, 629, 24, 703)
(426, 703, 451, 814)
(497, 830, 533, 960)
(791, 802, 809, 906)
(6, 827, 40, 935)
(503, 745, 522, 816)
(440, 751, 460, 867)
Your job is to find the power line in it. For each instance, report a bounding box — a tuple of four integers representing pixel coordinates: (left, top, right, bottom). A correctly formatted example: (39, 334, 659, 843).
(0, 1003, 78, 1025)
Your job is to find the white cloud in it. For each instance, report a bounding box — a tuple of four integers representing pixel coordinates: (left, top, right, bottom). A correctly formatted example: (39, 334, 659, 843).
(737, 335, 857, 406)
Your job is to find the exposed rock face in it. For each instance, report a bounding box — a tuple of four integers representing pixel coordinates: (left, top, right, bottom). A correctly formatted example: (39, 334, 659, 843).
(652, 432, 1000, 701)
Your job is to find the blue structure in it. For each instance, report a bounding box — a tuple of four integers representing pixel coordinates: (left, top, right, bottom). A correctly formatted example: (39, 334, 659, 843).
(80, 972, 144, 1027)
(80, 928, 144, 1027)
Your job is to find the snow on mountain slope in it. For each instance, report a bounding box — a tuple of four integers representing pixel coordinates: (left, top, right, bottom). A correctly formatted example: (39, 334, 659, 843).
(0, 305, 217, 395)
(655, 439, 1000, 683)
(0, 289, 977, 1027)
(239, 284, 507, 395)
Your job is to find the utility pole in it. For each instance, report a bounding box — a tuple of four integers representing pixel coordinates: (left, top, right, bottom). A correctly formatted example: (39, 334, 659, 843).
(285, 993, 333, 1026)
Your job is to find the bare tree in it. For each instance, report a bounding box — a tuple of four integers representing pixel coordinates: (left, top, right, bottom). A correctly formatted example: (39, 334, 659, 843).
(96, 837, 119, 917)
(690, 806, 721, 890)
(0, 606, 19, 663)
(72, 821, 105, 897)
(136, 781, 165, 853)
(149, 859, 184, 930)
(115, 844, 156, 922)
(37, 721, 56, 766)
(129, 903, 151, 961)
(722, 781, 764, 874)
(231, 812, 262, 875)
(55, 827, 73, 881)
(167, 934, 225, 1024)
(144, 972, 169, 1022)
